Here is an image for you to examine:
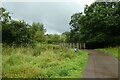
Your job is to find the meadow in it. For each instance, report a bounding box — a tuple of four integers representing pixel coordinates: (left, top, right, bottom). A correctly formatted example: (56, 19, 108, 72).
(2, 43, 88, 78)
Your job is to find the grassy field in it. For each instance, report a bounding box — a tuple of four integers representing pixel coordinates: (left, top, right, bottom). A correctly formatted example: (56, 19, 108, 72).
(2, 44, 88, 78)
(96, 47, 120, 60)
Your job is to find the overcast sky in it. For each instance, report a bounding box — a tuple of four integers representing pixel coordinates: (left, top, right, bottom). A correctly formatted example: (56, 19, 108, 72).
(1, 0, 94, 34)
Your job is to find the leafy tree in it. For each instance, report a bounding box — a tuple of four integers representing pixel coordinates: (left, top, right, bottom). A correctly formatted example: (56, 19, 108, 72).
(1, 7, 13, 44)
(2, 19, 32, 45)
(1, 7, 70, 46)
(69, 13, 83, 43)
(0, 7, 11, 23)
(30, 22, 46, 42)
(61, 31, 70, 43)
(10, 20, 32, 45)
(45, 34, 61, 44)
(59, 33, 67, 43)
(69, 1, 120, 48)
(1, 7, 45, 46)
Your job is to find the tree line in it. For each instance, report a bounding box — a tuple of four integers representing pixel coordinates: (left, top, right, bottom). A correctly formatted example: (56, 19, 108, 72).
(1, 1, 120, 48)
(0, 7, 68, 46)
(68, 1, 120, 48)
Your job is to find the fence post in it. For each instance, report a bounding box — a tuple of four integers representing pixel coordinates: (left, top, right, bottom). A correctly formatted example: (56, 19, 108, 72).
(83, 43, 86, 49)
(69, 43, 71, 48)
(73, 43, 75, 48)
(77, 43, 79, 49)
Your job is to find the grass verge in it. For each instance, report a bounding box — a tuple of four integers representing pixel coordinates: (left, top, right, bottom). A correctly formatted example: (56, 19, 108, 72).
(96, 47, 120, 60)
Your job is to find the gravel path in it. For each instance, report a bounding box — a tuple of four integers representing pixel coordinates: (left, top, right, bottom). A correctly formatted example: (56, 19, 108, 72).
(82, 50, 119, 79)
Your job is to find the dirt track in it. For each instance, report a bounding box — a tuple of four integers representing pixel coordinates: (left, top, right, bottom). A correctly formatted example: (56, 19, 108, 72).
(82, 50, 119, 78)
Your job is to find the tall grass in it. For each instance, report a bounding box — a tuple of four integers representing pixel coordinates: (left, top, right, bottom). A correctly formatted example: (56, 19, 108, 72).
(0, 43, 2, 78)
(2, 44, 88, 78)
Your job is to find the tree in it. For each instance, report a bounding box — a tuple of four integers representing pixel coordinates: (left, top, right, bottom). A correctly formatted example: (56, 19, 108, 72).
(10, 20, 32, 45)
(1, 7, 13, 44)
(2, 19, 32, 45)
(30, 22, 46, 42)
(0, 7, 11, 23)
(45, 34, 61, 44)
(69, 1, 120, 48)
(1, 7, 45, 46)
(69, 13, 83, 43)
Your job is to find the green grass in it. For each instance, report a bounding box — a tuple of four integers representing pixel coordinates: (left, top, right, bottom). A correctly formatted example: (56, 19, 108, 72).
(96, 47, 120, 60)
(2, 44, 88, 78)
(0, 43, 2, 78)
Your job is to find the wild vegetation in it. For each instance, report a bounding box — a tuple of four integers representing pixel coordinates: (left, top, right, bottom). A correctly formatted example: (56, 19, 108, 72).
(1, 7, 67, 46)
(1, 7, 88, 78)
(2, 44, 88, 78)
(1, 1, 120, 78)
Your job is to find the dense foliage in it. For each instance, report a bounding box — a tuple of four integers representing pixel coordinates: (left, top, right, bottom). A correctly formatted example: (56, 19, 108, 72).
(69, 2, 120, 48)
(1, 2, 120, 48)
(0, 7, 67, 46)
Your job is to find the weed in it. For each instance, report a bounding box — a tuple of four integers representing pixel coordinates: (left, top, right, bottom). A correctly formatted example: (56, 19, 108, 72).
(2, 44, 88, 78)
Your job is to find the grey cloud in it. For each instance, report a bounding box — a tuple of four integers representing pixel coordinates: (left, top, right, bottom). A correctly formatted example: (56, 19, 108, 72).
(2, 2, 88, 34)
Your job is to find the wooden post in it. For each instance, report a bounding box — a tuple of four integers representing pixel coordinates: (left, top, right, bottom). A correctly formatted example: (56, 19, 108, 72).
(73, 43, 75, 48)
(83, 43, 86, 49)
(77, 43, 79, 49)
(68, 43, 70, 48)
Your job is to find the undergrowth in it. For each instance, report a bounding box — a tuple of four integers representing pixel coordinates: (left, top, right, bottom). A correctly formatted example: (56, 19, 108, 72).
(2, 43, 88, 78)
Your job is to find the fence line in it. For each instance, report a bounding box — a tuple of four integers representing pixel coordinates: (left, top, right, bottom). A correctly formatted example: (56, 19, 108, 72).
(60, 43, 86, 49)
